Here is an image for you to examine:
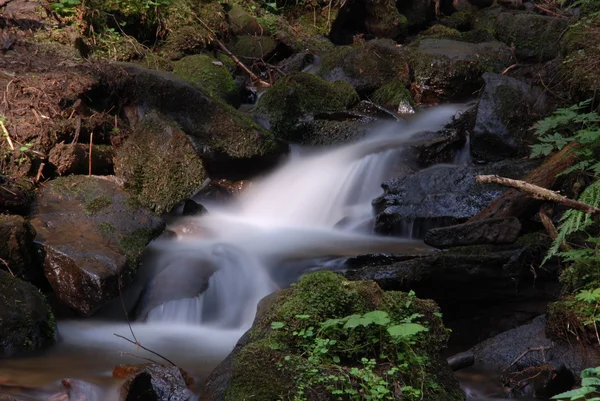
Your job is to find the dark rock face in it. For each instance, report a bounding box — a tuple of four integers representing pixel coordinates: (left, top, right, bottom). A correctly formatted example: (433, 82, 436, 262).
(120, 364, 191, 401)
(30, 176, 164, 316)
(0, 177, 34, 215)
(471, 72, 550, 162)
(0, 269, 55, 357)
(399, 129, 467, 169)
(424, 217, 521, 248)
(407, 39, 512, 100)
(493, 12, 569, 61)
(373, 159, 538, 237)
(396, 0, 436, 29)
(0, 215, 39, 281)
(48, 143, 114, 176)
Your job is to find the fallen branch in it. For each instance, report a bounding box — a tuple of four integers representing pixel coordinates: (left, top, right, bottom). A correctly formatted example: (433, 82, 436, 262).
(0, 120, 15, 151)
(35, 162, 45, 183)
(113, 334, 177, 367)
(534, 4, 568, 18)
(476, 175, 600, 214)
(503, 346, 552, 371)
(539, 206, 571, 251)
(191, 12, 271, 88)
(88, 132, 93, 177)
(0, 257, 14, 276)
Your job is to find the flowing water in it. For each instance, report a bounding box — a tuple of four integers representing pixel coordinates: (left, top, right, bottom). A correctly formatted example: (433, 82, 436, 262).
(0, 104, 484, 400)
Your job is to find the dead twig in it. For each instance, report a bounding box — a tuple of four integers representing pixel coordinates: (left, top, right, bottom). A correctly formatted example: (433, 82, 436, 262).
(0, 119, 15, 150)
(191, 12, 270, 88)
(35, 162, 45, 183)
(0, 257, 14, 276)
(504, 346, 552, 371)
(118, 351, 159, 364)
(534, 4, 568, 18)
(0, 186, 17, 196)
(88, 132, 93, 176)
(539, 206, 571, 251)
(476, 175, 600, 214)
(501, 63, 519, 75)
(113, 334, 177, 367)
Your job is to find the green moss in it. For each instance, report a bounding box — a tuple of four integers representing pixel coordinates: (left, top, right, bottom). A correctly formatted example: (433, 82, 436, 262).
(546, 299, 588, 343)
(421, 25, 462, 40)
(444, 10, 473, 31)
(173, 54, 239, 106)
(229, 35, 277, 60)
(559, 16, 600, 93)
(256, 72, 359, 138)
(371, 80, 414, 112)
(224, 271, 464, 401)
(84, 196, 112, 215)
(118, 227, 161, 282)
(98, 222, 116, 235)
(560, 260, 600, 293)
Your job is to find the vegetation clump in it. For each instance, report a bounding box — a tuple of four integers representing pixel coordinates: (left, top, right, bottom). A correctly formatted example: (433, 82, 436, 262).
(220, 271, 463, 401)
(371, 80, 414, 114)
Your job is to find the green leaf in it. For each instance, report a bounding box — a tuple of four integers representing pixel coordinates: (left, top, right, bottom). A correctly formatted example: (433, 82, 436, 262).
(363, 311, 391, 326)
(295, 314, 310, 320)
(271, 321, 285, 329)
(552, 386, 595, 399)
(387, 323, 428, 339)
(582, 377, 600, 387)
(343, 314, 363, 329)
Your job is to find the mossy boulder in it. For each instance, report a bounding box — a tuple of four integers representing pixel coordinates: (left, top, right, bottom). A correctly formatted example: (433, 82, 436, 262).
(406, 39, 513, 100)
(29, 176, 165, 316)
(421, 25, 463, 40)
(443, 10, 474, 31)
(173, 55, 240, 107)
(114, 112, 206, 214)
(493, 12, 569, 61)
(290, 119, 369, 146)
(0, 269, 55, 357)
(560, 17, 600, 93)
(371, 80, 415, 114)
(228, 35, 278, 61)
(256, 72, 359, 139)
(201, 271, 464, 401)
(0, 215, 39, 281)
(396, 0, 436, 29)
(319, 39, 410, 93)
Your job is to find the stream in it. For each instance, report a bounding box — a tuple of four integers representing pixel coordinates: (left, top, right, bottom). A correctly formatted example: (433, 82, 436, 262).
(0, 104, 514, 400)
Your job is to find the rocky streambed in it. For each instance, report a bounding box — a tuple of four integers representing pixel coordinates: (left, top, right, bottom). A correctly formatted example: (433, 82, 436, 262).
(1, 0, 599, 400)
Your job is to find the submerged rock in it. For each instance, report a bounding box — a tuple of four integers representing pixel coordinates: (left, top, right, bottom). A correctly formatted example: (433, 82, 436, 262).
(373, 160, 538, 236)
(201, 271, 464, 401)
(0, 215, 39, 281)
(0, 269, 55, 357)
(30, 176, 164, 316)
(120, 363, 191, 401)
(471, 72, 550, 162)
(255, 72, 359, 139)
(114, 112, 206, 214)
(406, 39, 512, 101)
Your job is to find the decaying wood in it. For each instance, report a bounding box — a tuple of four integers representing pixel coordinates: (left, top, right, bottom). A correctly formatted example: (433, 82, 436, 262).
(539, 206, 571, 251)
(476, 174, 600, 214)
(470, 142, 581, 221)
(447, 351, 474, 371)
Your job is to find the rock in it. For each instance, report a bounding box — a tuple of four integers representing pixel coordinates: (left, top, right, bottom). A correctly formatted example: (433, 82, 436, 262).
(406, 39, 512, 101)
(255, 72, 359, 139)
(228, 4, 263, 36)
(30, 175, 164, 316)
(0, 269, 55, 357)
(290, 116, 370, 146)
(114, 112, 206, 214)
(468, 0, 495, 7)
(399, 129, 468, 169)
(0, 394, 24, 401)
(350, 100, 401, 120)
(424, 217, 522, 248)
(373, 159, 539, 236)
(201, 271, 464, 401)
(98, 63, 282, 176)
(120, 364, 191, 401)
(371, 79, 415, 114)
(0, 215, 39, 281)
(193, 179, 251, 204)
(0, 177, 34, 215)
(319, 39, 410, 93)
(182, 199, 207, 216)
(493, 12, 569, 61)
(114, 363, 194, 386)
(172, 54, 240, 107)
(396, 0, 436, 28)
(48, 143, 114, 176)
(471, 315, 594, 385)
(471, 72, 550, 162)
(228, 35, 278, 61)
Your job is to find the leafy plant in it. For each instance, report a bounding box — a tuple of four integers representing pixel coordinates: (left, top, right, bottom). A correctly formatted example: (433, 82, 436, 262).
(552, 366, 600, 400)
(50, 0, 82, 15)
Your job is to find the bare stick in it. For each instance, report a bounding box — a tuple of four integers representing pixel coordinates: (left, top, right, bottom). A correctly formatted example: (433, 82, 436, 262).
(504, 346, 552, 371)
(539, 207, 571, 251)
(118, 351, 158, 364)
(88, 132, 93, 177)
(0, 257, 14, 276)
(35, 162, 45, 183)
(0, 120, 15, 151)
(0, 186, 17, 196)
(113, 333, 177, 367)
(476, 175, 600, 214)
(534, 4, 567, 18)
(191, 12, 271, 88)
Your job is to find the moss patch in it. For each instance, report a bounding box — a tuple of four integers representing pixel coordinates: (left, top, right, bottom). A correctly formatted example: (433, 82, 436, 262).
(256, 72, 359, 139)
(560, 16, 600, 94)
(222, 271, 464, 401)
(371, 80, 414, 113)
(421, 25, 463, 40)
(84, 195, 112, 215)
(173, 54, 240, 106)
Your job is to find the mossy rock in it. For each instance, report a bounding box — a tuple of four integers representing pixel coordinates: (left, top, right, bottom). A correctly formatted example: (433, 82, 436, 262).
(290, 118, 369, 146)
(560, 17, 600, 94)
(0, 215, 38, 281)
(362, 0, 409, 41)
(493, 12, 569, 61)
(173, 55, 240, 107)
(256, 72, 359, 139)
(371, 80, 415, 114)
(202, 271, 464, 401)
(546, 299, 593, 344)
(0, 270, 55, 357)
(319, 39, 410, 93)
(228, 35, 278, 60)
(421, 25, 463, 40)
(443, 10, 474, 31)
(560, 259, 600, 294)
(115, 112, 206, 214)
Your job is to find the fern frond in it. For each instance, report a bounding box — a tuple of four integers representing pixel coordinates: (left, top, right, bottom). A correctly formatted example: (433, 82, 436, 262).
(542, 180, 600, 265)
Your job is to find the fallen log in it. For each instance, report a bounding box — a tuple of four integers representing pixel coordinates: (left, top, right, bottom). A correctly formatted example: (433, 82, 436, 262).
(469, 142, 580, 221)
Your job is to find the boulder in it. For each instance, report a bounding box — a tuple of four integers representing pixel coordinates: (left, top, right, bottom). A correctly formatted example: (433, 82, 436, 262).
(172, 54, 240, 107)
(424, 217, 521, 248)
(370, 79, 415, 114)
(29, 175, 165, 316)
(318, 39, 410, 93)
(373, 159, 539, 236)
(120, 364, 191, 401)
(48, 143, 114, 176)
(399, 129, 468, 169)
(0, 215, 39, 281)
(201, 271, 464, 401)
(228, 35, 277, 61)
(0, 177, 34, 215)
(396, 0, 436, 29)
(0, 269, 55, 357)
(471, 72, 550, 162)
(406, 39, 513, 101)
(493, 12, 569, 61)
(97, 63, 283, 176)
(114, 112, 206, 214)
(289, 113, 371, 146)
(255, 72, 359, 139)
